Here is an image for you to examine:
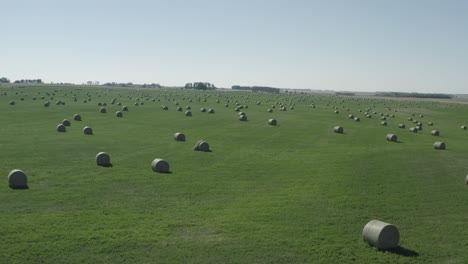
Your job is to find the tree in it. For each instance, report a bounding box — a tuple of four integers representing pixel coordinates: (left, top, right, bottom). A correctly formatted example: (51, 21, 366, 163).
(0, 77, 10, 83)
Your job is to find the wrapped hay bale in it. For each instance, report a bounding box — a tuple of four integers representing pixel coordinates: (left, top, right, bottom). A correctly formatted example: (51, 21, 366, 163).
(363, 220, 399, 250)
(8, 169, 28, 189)
(96, 152, 111, 166)
(268, 119, 277, 125)
(185, 110, 192, 116)
(151, 159, 170, 173)
(386, 134, 397, 142)
(9, 101, 15, 105)
(354, 117, 360, 122)
(74, 114, 82, 121)
(122, 106, 129, 111)
(381, 121, 387, 126)
(62, 119, 71, 126)
(115, 111, 123, 117)
(239, 114, 247, 121)
(208, 109, 215, 114)
(431, 130, 440, 136)
(177, 107, 182, 111)
(193, 140, 210, 152)
(57, 124, 66, 132)
(174, 132, 186, 141)
(44, 101, 50, 107)
(268, 109, 273, 113)
(462, 126, 467, 130)
(333, 126, 344, 134)
(83, 126, 93, 135)
(409, 127, 418, 133)
(200, 108, 207, 112)
(433, 141, 446, 150)
(398, 124, 405, 128)
(99, 107, 107, 113)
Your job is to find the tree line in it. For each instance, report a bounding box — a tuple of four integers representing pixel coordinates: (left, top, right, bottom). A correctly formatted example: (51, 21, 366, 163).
(0, 77, 42, 84)
(232, 85, 280, 93)
(184, 82, 216, 90)
(375, 92, 452, 99)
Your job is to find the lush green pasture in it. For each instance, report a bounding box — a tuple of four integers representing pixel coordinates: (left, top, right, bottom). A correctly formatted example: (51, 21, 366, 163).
(0, 85, 467, 263)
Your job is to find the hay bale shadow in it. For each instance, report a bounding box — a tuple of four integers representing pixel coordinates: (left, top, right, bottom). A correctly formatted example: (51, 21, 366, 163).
(159, 171, 173, 174)
(100, 163, 113, 168)
(385, 246, 419, 257)
(9, 185, 29, 190)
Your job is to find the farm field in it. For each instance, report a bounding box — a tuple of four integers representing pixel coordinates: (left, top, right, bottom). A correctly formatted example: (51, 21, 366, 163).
(0, 85, 467, 263)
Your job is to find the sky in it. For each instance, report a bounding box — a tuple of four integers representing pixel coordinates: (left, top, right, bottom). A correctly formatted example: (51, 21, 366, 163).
(2, 0, 468, 93)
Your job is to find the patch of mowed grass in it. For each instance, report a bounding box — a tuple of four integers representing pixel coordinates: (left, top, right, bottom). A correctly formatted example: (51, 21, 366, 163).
(0, 86, 467, 263)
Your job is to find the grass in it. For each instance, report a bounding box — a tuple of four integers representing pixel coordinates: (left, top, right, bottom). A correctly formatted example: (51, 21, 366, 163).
(0, 85, 467, 263)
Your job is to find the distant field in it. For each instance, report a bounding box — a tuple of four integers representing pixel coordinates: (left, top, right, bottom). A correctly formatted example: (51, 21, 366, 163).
(0, 85, 467, 263)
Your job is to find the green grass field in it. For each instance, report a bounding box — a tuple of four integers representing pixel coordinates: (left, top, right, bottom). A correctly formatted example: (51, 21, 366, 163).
(1, 85, 467, 263)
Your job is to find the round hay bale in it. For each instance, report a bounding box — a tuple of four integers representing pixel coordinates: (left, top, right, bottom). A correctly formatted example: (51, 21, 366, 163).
(174, 132, 186, 141)
(151, 158, 170, 173)
(177, 107, 182, 111)
(334, 110, 339, 114)
(462, 126, 467, 130)
(386, 134, 397, 142)
(185, 110, 192, 116)
(239, 114, 247, 121)
(354, 117, 360, 122)
(398, 124, 405, 128)
(348, 114, 354, 119)
(8, 169, 28, 189)
(428, 122, 433, 126)
(57, 124, 66, 132)
(96, 152, 111, 166)
(193, 140, 210, 151)
(268, 119, 277, 125)
(200, 108, 207, 112)
(9, 101, 15, 105)
(73, 114, 82, 121)
(83, 126, 93, 135)
(431, 130, 440, 136)
(465, 174, 468, 185)
(122, 106, 129, 111)
(434, 141, 446, 150)
(99, 107, 107, 113)
(363, 220, 399, 250)
(62, 119, 71, 126)
(409, 127, 418, 133)
(208, 109, 215, 114)
(268, 109, 273, 113)
(44, 101, 50, 107)
(186, 106, 191, 110)
(381, 121, 387, 126)
(333, 126, 344, 134)
(115, 111, 123, 117)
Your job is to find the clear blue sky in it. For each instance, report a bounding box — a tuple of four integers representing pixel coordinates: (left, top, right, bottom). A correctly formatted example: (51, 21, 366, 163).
(3, 0, 468, 93)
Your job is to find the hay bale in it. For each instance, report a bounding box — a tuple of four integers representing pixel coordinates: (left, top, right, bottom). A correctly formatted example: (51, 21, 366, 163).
(200, 108, 207, 112)
(74, 114, 82, 121)
(177, 107, 182, 111)
(462, 126, 467, 130)
(431, 130, 440, 136)
(409, 127, 418, 133)
(8, 169, 28, 189)
(434, 141, 446, 150)
(363, 220, 399, 250)
(57, 124, 66, 132)
(381, 121, 387, 126)
(83, 126, 93, 135)
(151, 158, 170, 173)
(386, 134, 397, 142)
(122, 106, 129, 111)
(268, 119, 277, 125)
(100, 107, 107, 113)
(398, 124, 405, 128)
(96, 152, 111, 166)
(193, 140, 210, 151)
(174, 132, 186, 141)
(239, 114, 247, 121)
(428, 122, 433, 126)
(9, 101, 15, 105)
(62, 119, 71, 126)
(185, 110, 192, 116)
(416, 126, 423, 131)
(354, 117, 360, 122)
(333, 126, 344, 134)
(208, 109, 215, 114)
(465, 174, 468, 185)
(268, 109, 273, 113)
(44, 101, 50, 107)
(115, 111, 123, 117)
